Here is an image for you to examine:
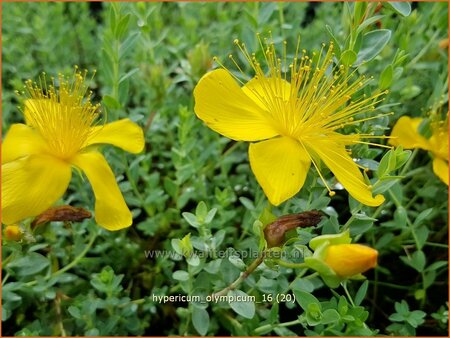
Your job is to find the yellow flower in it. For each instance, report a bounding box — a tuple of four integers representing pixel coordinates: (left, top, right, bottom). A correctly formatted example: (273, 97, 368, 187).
(2, 69, 144, 230)
(193, 35, 387, 207)
(305, 231, 378, 286)
(389, 112, 448, 185)
(4, 224, 23, 241)
(324, 244, 378, 278)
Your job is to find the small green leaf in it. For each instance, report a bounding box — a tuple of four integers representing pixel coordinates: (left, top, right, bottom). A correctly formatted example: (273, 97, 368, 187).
(356, 29, 391, 65)
(228, 255, 246, 270)
(294, 290, 321, 312)
(354, 280, 369, 306)
(103, 95, 121, 109)
(415, 226, 429, 250)
(182, 212, 200, 228)
(8, 252, 50, 277)
(186, 254, 200, 266)
(229, 290, 255, 319)
(172, 270, 189, 281)
(119, 67, 139, 84)
(386, 2, 412, 17)
(205, 208, 217, 224)
(325, 25, 341, 58)
(340, 50, 357, 66)
(379, 64, 393, 90)
(196, 201, 208, 221)
(192, 306, 210, 336)
(115, 13, 130, 40)
(401, 251, 426, 272)
(322, 309, 340, 324)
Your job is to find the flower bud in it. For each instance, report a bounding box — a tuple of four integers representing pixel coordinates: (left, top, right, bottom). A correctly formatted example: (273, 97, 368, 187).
(324, 244, 378, 278)
(4, 225, 22, 241)
(439, 38, 449, 49)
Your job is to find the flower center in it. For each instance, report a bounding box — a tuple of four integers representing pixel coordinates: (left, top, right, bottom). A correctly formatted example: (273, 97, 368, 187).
(21, 69, 100, 161)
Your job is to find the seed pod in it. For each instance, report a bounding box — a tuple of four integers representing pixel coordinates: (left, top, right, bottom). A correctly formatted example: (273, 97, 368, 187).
(32, 205, 92, 227)
(264, 210, 322, 248)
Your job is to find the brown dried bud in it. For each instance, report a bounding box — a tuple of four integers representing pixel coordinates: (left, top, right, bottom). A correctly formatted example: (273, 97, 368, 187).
(32, 205, 92, 228)
(264, 210, 322, 248)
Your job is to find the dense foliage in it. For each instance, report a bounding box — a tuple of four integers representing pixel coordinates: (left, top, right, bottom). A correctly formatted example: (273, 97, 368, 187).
(2, 2, 448, 336)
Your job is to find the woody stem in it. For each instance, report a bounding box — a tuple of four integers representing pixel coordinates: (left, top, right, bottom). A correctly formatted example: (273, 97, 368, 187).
(211, 251, 266, 298)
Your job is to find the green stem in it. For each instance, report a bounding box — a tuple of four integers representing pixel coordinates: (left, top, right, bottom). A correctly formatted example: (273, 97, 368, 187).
(369, 280, 411, 290)
(254, 318, 301, 335)
(25, 232, 97, 287)
(2, 272, 10, 286)
(123, 154, 153, 217)
(212, 251, 266, 298)
(342, 281, 355, 307)
(278, 2, 284, 29)
(274, 259, 307, 270)
(388, 189, 427, 308)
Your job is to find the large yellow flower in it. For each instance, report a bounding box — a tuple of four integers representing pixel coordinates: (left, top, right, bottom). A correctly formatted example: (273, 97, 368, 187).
(2, 70, 144, 230)
(193, 36, 386, 206)
(390, 111, 448, 185)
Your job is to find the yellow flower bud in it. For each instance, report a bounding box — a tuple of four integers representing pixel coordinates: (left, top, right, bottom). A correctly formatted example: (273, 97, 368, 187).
(324, 244, 378, 278)
(4, 224, 22, 241)
(439, 38, 449, 49)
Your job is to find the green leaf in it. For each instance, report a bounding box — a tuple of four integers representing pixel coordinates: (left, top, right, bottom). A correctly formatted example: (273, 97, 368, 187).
(426, 260, 448, 271)
(354, 280, 369, 306)
(182, 212, 200, 228)
(172, 270, 189, 281)
(228, 255, 246, 270)
(8, 252, 50, 277)
(229, 290, 255, 319)
(322, 309, 340, 324)
(119, 32, 140, 59)
(386, 2, 412, 17)
(115, 13, 130, 40)
(356, 15, 385, 35)
(325, 25, 341, 58)
(192, 306, 210, 336)
(186, 254, 200, 266)
(340, 50, 357, 66)
(205, 208, 217, 224)
(356, 29, 391, 65)
(395, 300, 410, 314)
(119, 67, 139, 84)
(401, 251, 426, 272)
(415, 226, 429, 250)
(196, 201, 208, 221)
(294, 290, 321, 312)
(379, 64, 393, 90)
(414, 208, 433, 227)
(103, 95, 121, 109)
(353, 2, 368, 24)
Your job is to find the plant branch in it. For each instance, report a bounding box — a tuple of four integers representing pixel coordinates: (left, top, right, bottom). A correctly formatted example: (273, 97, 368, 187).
(211, 251, 266, 298)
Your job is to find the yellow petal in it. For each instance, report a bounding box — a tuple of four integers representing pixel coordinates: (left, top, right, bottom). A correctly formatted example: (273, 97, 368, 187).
(193, 69, 279, 141)
(242, 76, 291, 110)
(2, 124, 48, 164)
(429, 133, 449, 160)
(432, 157, 449, 185)
(325, 244, 378, 278)
(71, 152, 132, 230)
(86, 119, 145, 154)
(389, 116, 430, 150)
(249, 137, 311, 206)
(1, 155, 72, 224)
(306, 138, 384, 206)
